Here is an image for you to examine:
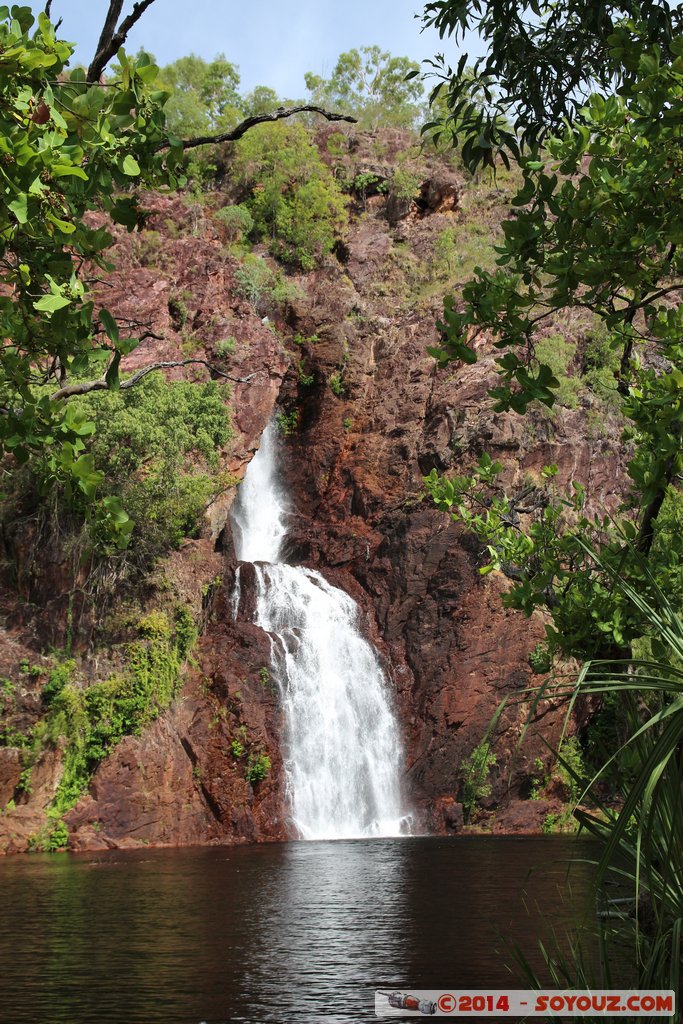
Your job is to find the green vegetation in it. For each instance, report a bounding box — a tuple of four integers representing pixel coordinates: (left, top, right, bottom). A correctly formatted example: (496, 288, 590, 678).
(432, 219, 498, 283)
(292, 332, 320, 347)
(534, 570, 683, 985)
(241, 85, 280, 117)
(1, 373, 233, 574)
(0, 8, 179, 542)
(353, 171, 388, 205)
(305, 46, 424, 129)
(28, 816, 69, 853)
(528, 757, 546, 799)
(233, 254, 303, 315)
(0, 7, 354, 557)
(531, 335, 581, 411)
(156, 53, 241, 137)
(5, 604, 197, 834)
(389, 163, 423, 202)
(426, 0, 683, 998)
(459, 741, 497, 823)
(276, 410, 299, 436)
(79, 373, 232, 557)
(527, 643, 551, 676)
(297, 362, 315, 388)
(542, 809, 577, 835)
(55, 608, 193, 816)
(215, 337, 237, 358)
(214, 204, 254, 244)
(328, 372, 345, 398)
(229, 123, 349, 270)
(245, 752, 271, 784)
(555, 735, 588, 805)
(41, 660, 76, 707)
(431, 227, 458, 278)
(424, 2, 683, 659)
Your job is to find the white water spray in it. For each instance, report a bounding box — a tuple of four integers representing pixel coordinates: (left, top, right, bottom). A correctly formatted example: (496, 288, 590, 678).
(230, 421, 289, 564)
(231, 421, 409, 840)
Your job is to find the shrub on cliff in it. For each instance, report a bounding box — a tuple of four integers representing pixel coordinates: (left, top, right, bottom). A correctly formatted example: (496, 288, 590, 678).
(24, 607, 198, 823)
(70, 373, 232, 566)
(0, 9, 182, 549)
(459, 741, 497, 823)
(229, 122, 349, 270)
(1, 373, 233, 579)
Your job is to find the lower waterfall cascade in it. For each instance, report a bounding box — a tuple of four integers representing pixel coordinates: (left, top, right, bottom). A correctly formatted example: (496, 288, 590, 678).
(230, 421, 410, 840)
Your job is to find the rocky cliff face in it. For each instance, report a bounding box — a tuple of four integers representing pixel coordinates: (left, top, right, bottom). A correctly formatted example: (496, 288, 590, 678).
(0, 129, 626, 852)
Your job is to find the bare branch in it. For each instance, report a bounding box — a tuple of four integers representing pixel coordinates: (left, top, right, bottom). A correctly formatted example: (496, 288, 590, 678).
(88, 0, 123, 81)
(50, 360, 261, 402)
(175, 105, 357, 151)
(87, 0, 157, 84)
(44, 0, 53, 16)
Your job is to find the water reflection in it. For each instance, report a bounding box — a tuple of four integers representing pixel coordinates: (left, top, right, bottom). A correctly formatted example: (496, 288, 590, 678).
(0, 837, 597, 1024)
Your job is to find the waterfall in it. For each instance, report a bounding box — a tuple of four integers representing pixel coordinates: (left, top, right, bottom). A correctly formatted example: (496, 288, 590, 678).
(231, 421, 409, 840)
(230, 421, 289, 564)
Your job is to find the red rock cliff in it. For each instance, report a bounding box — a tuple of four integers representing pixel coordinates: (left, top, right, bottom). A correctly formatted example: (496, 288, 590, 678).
(0, 132, 626, 852)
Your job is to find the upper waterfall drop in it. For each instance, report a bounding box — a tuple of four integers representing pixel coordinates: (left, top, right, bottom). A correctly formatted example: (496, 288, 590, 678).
(231, 420, 289, 564)
(230, 418, 410, 840)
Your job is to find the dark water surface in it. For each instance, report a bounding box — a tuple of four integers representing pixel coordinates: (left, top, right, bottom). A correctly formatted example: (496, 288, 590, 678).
(0, 836, 597, 1023)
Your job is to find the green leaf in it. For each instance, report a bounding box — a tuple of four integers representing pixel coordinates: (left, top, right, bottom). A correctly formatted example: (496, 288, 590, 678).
(51, 164, 88, 180)
(71, 453, 100, 480)
(105, 351, 121, 391)
(99, 308, 119, 344)
(121, 154, 141, 176)
(34, 293, 70, 313)
(8, 193, 27, 224)
(46, 212, 76, 234)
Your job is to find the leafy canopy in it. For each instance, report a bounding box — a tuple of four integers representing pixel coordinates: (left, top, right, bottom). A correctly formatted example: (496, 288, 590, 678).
(422, 2, 683, 990)
(0, 5, 182, 545)
(240, 85, 280, 117)
(2, 373, 233, 566)
(422, 0, 683, 169)
(425, 6, 683, 666)
(305, 46, 424, 129)
(155, 52, 241, 137)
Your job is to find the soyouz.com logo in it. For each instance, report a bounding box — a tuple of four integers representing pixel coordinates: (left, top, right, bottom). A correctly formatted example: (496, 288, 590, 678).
(374, 989, 676, 1017)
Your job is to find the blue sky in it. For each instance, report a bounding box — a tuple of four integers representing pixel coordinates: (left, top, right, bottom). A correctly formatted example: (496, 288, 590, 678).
(37, 0, 476, 98)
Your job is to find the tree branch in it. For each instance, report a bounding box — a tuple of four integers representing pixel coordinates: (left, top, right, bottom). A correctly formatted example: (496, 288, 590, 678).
(635, 451, 678, 557)
(50, 360, 261, 401)
(87, 0, 123, 82)
(87, 0, 157, 83)
(175, 105, 357, 151)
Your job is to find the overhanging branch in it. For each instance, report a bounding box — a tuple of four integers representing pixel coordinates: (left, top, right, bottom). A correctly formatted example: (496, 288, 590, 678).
(87, 0, 157, 83)
(50, 360, 261, 401)
(175, 105, 357, 151)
